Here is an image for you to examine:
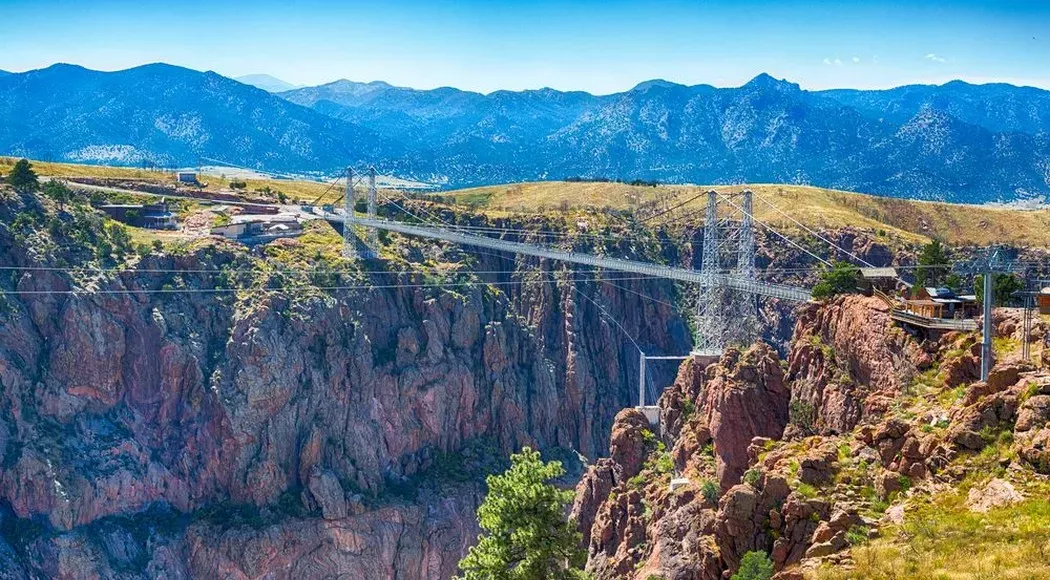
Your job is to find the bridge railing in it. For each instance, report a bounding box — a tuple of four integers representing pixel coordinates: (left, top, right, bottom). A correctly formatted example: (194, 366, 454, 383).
(352, 217, 813, 303)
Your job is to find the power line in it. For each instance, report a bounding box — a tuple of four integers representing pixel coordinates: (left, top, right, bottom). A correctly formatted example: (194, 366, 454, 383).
(638, 190, 709, 223)
(751, 192, 875, 268)
(0, 274, 663, 296)
(716, 192, 833, 268)
(4, 260, 1040, 279)
(599, 278, 679, 309)
(571, 284, 642, 353)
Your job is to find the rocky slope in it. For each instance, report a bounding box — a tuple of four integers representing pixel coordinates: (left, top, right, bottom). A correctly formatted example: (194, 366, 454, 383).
(0, 187, 692, 577)
(572, 295, 1050, 579)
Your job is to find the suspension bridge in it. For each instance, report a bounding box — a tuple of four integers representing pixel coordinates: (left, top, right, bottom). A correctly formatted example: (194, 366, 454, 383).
(316, 167, 864, 411)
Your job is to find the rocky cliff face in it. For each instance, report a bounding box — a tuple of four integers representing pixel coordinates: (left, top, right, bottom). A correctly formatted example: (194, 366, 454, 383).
(786, 295, 930, 434)
(0, 189, 693, 578)
(572, 295, 1050, 579)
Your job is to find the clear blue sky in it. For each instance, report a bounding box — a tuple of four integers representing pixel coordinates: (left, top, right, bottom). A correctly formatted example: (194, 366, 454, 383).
(1, 0, 1048, 93)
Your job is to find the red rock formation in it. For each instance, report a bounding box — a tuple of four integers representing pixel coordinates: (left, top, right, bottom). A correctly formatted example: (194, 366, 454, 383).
(787, 295, 927, 434)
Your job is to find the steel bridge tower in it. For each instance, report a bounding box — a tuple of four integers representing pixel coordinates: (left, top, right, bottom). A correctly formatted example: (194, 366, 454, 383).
(341, 166, 378, 260)
(734, 189, 758, 345)
(694, 190, 723, 356)
(693, 189, 759, 356)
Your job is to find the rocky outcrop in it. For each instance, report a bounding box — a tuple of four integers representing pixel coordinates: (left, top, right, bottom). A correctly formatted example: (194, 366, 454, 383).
(1015, 376, 1050, 473)
(0, 192, 693, 578)
(787, 295, 927, 434)
(663, 344, 791, 489)
(572, 294, 1050, 580)
(573, 344, 796, 579)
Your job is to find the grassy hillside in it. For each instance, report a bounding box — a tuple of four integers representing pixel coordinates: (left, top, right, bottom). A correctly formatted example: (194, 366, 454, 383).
(437, 182, 1050, 247)
(0, 157, 338, 205)
(6, 158, 1049, 247)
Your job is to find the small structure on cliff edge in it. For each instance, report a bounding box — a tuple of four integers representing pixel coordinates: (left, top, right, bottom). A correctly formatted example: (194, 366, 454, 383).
(856, 267, 901, 295)
(902, 287, 980, 320)
(211, 213, 303, 244)
(97, 199, 178, 230)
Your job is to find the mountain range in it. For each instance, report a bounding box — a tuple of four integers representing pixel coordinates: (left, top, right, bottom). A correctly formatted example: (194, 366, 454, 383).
(0, 64, 414, 175)
(2, 63, 1049, 203)
(234, 73, 303, 93)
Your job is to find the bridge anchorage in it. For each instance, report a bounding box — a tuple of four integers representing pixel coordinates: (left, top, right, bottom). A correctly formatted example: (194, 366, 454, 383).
(328, 178, 814, 422)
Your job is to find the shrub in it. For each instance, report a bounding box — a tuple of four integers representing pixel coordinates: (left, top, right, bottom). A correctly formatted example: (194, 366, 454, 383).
(812, 261, 859, 300)
(789, 399, 816, 434)
(701, 480, 720, 504)
(732, 551, 774, 580)
(744, 468, 762, 487)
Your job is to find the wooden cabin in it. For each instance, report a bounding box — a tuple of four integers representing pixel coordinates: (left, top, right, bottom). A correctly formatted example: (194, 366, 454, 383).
(903, 287, 979, 320)
(1039, 288, 1050, 315)
(856, 267, 899, 296)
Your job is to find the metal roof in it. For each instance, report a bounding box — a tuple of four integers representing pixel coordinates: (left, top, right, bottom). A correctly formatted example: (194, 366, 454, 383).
(859, 267, 898, 278)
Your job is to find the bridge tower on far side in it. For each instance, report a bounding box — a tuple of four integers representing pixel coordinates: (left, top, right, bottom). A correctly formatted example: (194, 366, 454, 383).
(341, 166, 378, 260)
(342, 166, 357, 259)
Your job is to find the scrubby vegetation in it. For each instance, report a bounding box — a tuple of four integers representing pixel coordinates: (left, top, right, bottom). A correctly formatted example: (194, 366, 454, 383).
(811, 262, 859, 300)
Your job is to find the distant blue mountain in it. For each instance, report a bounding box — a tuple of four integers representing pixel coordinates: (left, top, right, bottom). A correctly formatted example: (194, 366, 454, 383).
(2, 63, 1049, 203)
(234, 74, 301, 93)
(280, 73, 1050, 202)
(0, 63, 415, 175)
(821, 81, 1050, 135)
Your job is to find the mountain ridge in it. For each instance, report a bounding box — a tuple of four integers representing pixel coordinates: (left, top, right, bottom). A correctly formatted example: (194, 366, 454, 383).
(3, 63, 1049, 202)
(234, 73, 302, 93)
(0, 62, 419, 175)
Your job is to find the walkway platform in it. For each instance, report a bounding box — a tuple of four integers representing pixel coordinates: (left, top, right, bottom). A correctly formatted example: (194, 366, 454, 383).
(890, 309, 978, 332)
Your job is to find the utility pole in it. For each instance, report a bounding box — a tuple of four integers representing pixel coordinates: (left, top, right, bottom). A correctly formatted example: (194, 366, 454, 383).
(638, 351, 646, 407)
(981, 267, 994, 381)
(979, 248, 1009, 381)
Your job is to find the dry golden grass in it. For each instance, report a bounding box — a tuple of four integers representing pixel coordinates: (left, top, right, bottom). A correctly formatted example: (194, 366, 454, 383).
(8, 158, 1048, 247)
(0, 157, 172, 180)
(0, 157, 343, 205)
(812, 475, 1050, 580)
(437, 182, 1050, 248)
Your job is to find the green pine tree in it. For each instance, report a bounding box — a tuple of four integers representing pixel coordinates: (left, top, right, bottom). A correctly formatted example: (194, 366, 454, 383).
(975, 273, 1024, 307)
(456, 447, 587, 580)
(731, 551, 774, 580)
(914, 239, 949, 288)
(6, 159, 40, 193)
(42, 179, 73, 209)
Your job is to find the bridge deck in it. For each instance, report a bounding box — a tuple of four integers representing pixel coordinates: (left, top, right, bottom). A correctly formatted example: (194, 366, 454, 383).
(338, 215, 813, 302)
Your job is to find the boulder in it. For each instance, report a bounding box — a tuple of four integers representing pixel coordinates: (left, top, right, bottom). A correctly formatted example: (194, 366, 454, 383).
(307, 469, 347, 520)
(966, 478, 1023, 513)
